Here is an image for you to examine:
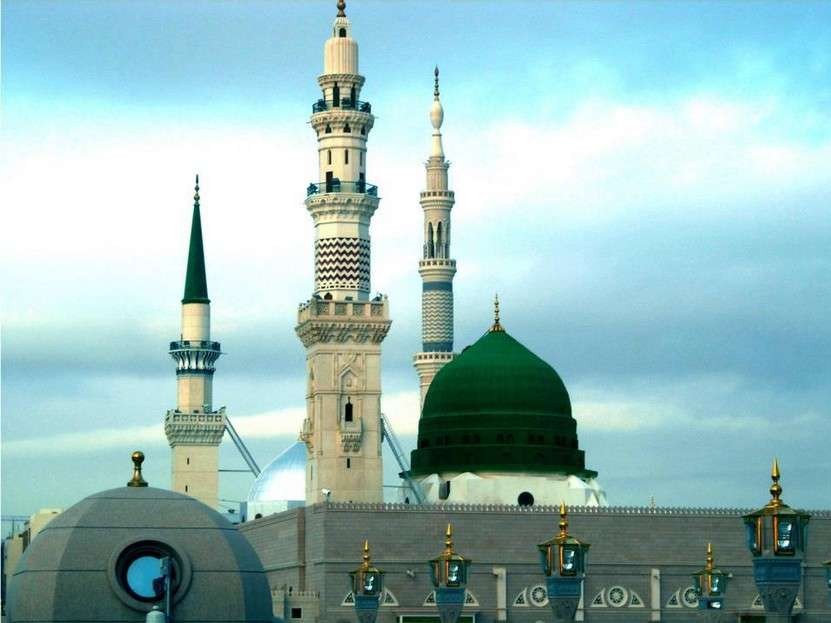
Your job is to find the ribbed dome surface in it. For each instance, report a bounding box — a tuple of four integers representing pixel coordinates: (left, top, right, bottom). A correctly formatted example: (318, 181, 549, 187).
(411, 328, 596, 479)
(422, 330, 572, 419)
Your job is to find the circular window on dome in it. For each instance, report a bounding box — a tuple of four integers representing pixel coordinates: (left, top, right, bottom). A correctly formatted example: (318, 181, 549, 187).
(113, 541, 184, 604)
(518, 491, 534, 506)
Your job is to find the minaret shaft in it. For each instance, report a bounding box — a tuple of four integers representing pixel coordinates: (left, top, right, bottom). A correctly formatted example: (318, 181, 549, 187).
(165, 177, 225, 510)
(298, 4, 389, 505)
(414, 68, 457, 408)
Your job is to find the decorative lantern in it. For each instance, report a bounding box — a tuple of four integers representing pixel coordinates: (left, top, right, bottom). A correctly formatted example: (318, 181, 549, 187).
(537, 502, 590, 622)
(429, 524, 471, 623)
(741, 459, 810, 618)
(349, 540, 384, 623)
(692, 543, 730, 617)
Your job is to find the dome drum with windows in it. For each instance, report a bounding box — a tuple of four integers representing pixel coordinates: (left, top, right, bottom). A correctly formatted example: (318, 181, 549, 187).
(409, 300, 606, 507)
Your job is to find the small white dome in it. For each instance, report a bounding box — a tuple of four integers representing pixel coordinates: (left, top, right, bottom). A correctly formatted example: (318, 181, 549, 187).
(247, 441, 306, 503)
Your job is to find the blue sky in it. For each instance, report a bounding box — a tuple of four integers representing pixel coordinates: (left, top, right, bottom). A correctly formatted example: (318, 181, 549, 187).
(2, 1, 830, 520)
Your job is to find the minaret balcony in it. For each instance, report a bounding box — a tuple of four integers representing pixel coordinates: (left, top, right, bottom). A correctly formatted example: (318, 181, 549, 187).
(169, 340, 221, 352)
(306, 180, 378, 197)
(312, 98, 372, 114)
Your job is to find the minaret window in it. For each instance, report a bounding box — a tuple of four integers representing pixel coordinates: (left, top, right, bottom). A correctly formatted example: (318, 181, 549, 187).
(360, 151, 363, 165)
(344, 123, 351, 133)
(332, 84, 340, 107)
(327, 150, 332, 165)
(436, 222, 443, 258)
(344, 150, 349, 164)
(427, 223, 435, 258)
(346, 458, 351, 468)
(339, 27, 346, 37)
(360, 126, 366, 135)
(345, 399, 353, 422)
(350, 86, 356, 105)
(325, 124, 332, 134)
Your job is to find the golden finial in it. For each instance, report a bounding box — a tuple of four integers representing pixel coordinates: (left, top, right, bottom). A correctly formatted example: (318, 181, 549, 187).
(127, 450, 148, 487)
(444, 523, 454, 555)
(194, 174, 200, 207)
(362, 539, 371, 570)
(337, 0, 346, 17)
(490, 293, 504, 332)
(705, 542, 714, 571)
(558, 501, 569, 537)
(434, 66, 440, 99)
(768, 457, 783, 507)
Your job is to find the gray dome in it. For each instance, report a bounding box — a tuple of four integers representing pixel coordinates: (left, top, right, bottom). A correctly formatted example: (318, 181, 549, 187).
(7, 486, 273, 622)
(248, 441, 306, 503)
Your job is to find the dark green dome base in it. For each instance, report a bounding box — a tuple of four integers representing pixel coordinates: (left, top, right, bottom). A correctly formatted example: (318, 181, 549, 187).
(410, 328, 596, 479)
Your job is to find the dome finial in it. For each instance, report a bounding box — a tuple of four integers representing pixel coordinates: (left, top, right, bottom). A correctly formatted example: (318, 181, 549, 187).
(490, 293, 504, 332)
(444, 523, 454, 555)
(127, 450, 148, 487)
(337, 0, 346, 17)
(705, 542, 714, 571)
(558, 501, 569, 537)
(194, 173, 200, 207)
(434, 66, 440, 100)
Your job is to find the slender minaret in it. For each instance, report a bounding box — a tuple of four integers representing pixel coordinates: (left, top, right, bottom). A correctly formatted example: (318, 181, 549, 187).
(414, 67, 457, 407)
(165, 175, 225, 509)
(296, 0, 391, 505)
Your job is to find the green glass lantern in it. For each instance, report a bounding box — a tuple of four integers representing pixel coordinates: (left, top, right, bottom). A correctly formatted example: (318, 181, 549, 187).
(692, 543, 730, 611)
(537, 502, 590, 622)
(742, 459, 810, 558)
(429, 524, 470, 623)
(349, 541, 384, 623)
(741, 459, 810, 618)
(537, 502, 590, 578)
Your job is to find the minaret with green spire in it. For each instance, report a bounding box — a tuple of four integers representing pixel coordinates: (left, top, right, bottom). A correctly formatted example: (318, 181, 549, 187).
(182, 175, 209, 304)
(165, 174, 225, 510)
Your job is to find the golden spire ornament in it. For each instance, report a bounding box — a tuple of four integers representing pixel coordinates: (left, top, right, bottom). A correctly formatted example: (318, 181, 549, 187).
(362, 539, 371, 570)
(768, 457, 783, 508)
(490, 293, 504, 332)
(558, 501, 569, 538)
(127, 450, 148, 487)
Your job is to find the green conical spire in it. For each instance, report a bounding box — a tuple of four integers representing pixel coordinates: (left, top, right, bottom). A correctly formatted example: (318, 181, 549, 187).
(182, 174, 210, 304)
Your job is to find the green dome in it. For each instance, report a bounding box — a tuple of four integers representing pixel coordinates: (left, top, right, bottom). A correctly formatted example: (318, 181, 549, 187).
(410, 327, 596, 479)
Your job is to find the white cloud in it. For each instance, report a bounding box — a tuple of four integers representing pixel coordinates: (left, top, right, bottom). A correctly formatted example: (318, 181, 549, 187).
(1, 390, 420, 457)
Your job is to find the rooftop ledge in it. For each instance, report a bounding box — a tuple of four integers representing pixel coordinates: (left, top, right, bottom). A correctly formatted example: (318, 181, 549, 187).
(297, 298, 388, 320)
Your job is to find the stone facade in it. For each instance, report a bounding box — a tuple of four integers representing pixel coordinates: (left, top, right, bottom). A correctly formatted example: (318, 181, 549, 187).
(240, 503, 831, 622)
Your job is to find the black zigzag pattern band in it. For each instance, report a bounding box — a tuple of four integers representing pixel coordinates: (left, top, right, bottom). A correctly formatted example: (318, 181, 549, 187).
(315, 237, 370, 292)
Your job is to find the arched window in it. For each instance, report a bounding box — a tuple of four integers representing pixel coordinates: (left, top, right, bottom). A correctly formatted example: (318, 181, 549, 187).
(427, 222, 435, 258)
(325, 124, 332, 134)
(345, 399, 353, 422)
(436, 222, 443, 258)
(344, 123, 351, 133)
(360, 126, 366, 135)
(332, 84, 340, 107)
(344, 149, 349, 164)
(339, 27, 346, 37)
(324, 293, 333, 300)
(327, 150, 332, 165)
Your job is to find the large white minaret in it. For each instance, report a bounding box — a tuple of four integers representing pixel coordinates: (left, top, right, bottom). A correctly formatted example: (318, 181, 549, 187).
(414, 68, 457, 407)
(297, 0, 390, 505)
(164, 176, 225, 509)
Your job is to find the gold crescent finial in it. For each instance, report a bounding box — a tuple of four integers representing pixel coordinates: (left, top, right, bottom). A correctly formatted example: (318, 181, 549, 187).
(127, 450, 148, 487)
(444, 523, 454, 554)
(769, 457, 783, 507)
(705, 542, 714, 570)
(337, 0, 346, 17)
(434, 66, 440, 99)
(490, 293, 504, 332)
